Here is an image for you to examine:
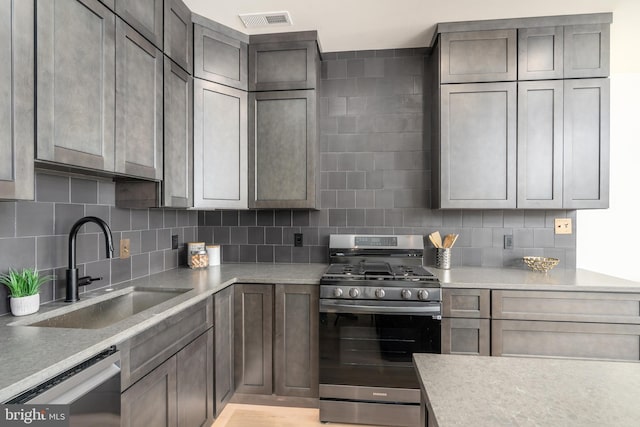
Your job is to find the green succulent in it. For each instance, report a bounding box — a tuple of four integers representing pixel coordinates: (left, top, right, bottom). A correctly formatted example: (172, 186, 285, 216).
(0, 268, 53, 298)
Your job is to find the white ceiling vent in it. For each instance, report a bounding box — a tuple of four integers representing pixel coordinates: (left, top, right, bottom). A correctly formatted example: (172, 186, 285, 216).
(239, 11, 293, 28)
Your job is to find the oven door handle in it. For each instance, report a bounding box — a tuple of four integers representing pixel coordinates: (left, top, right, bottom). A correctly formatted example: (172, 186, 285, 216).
(320, 299, 441, 317)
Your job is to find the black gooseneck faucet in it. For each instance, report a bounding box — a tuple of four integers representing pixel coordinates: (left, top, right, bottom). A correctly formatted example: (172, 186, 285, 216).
(66, 216, 115, 302)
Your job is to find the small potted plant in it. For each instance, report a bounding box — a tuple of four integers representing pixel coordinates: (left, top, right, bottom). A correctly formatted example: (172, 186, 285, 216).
(0, 268, 52, 316)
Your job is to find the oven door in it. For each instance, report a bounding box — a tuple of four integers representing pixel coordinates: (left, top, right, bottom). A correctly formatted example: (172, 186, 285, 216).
(319, 299, 441, 390)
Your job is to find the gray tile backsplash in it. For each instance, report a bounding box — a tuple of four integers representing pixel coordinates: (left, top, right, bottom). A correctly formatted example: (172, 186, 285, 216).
(0, 172, 197, 316)
(198, 49, 577, 269)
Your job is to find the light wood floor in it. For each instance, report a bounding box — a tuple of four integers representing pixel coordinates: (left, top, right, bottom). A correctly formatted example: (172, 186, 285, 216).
(211, 403, 380, 427)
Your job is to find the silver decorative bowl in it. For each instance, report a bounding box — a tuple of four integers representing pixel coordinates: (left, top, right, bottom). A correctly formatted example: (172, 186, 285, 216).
(523, 256, 559, 273)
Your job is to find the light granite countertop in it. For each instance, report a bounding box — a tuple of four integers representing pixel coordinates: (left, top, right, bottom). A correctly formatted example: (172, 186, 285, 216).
(0, 263, 327, 402)
(414, 353, 640, 427)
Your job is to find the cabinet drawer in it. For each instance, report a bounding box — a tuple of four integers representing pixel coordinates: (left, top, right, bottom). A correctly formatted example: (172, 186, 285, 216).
(439, 29, 517, 83)
(492, 290, 640, 324)
(492, 320, 640, 361)
(249, 40, 318, 91)
(442, 289, 490, 318)
(441, 318, 490, 356)
(120, 298, 213, 390)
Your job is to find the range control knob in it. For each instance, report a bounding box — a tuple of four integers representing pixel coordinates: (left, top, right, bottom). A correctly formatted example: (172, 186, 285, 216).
(375, 289, 386, 298)
(401, 289, 412, 300)
(349, 288, 360, 298)
(333, 288, 343, 298)
(417, 289, 430, 301)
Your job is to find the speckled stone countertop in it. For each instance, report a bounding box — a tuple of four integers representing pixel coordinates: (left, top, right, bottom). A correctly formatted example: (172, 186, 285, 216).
(414, 354, 640, 427)
(0, 263, 327, 402)
(431, 266, 640, 292)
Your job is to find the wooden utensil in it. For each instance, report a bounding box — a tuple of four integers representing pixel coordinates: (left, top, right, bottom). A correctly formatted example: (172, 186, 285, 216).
(449, 234, 459, 247)
(428, 234, 440, 248)
(443, 234, 453, 249)
(429, 231, 442, 248)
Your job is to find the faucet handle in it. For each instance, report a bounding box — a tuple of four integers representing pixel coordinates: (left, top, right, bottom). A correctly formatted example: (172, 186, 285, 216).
(78, 276, 103, 287)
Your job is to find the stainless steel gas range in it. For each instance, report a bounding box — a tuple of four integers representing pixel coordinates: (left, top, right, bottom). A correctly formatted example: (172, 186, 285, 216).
(319, 234, 441, 427)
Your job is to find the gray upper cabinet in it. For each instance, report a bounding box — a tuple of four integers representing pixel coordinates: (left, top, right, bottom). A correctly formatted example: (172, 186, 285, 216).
(36, 0, 116, 172)
(437, 82, 517, 209)
(249, 90, 318, 209)
(164, 0, 192, 73)
(518, 27, 563, 80)
(115, 0, 163, 49)
(194, 79, 248, 209)
(517, 80, 563, 208)
(0, 0, 34, 200)
(115, 19, 163, 180)
(564, 24, 610, 78)
(194, 23, 248, 90)
(563, 78, 610, 209)
(249, 32, 320, 91)
(439, 29, 517, 83)
(164, 57, 193, 208)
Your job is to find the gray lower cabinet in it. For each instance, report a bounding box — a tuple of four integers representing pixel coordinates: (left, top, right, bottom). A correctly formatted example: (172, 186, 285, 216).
(115, 0, 163, 49)
(36, 0, 116, 172)
(164, 0, 192, 73)
(234, 284, 273, 395)
(563, 78, 610, 209)
(517, 80, 563, 208)
(193, 79, 248, 209)
(0, 0, 34, 200)
(249, 90, 318, 209)
(564, 23, 610, 78)
(518, 26, 564, 80)
(234, 283, 319, 398)
(438, 29, 517, 83)
(163, 57, 193, 208)
(194, 21, 248, 90)
(274, 284, 319, 398)
(441, 289, 490, 356)
(214, 286, 235, 416)
(115, 19, 163, 180)
(436, 82, 517, 209)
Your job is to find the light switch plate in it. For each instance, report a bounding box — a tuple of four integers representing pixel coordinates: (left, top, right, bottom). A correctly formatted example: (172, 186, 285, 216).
(555, 218, 572, 235)
(120, 238, 131, 259)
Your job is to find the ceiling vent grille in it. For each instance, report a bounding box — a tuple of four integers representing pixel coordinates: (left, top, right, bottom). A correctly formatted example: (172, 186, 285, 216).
(239, 11, 293, 28)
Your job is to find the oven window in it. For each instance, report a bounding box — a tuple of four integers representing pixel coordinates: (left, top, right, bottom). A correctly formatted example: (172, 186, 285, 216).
(319, 312, 441, 389)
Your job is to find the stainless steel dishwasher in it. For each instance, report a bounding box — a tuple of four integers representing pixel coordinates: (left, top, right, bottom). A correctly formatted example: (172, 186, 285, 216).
(6, 347, 121, 426)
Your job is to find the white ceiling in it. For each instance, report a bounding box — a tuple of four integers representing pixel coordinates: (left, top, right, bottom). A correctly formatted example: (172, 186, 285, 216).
(184, 0, 638, 72)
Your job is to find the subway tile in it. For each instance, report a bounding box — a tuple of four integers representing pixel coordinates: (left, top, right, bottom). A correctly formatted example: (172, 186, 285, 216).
(239, 211, 257, 226)
(293, 211, 310, 227)
(84, 205, 111, 232)
(70, 178, 98, 204)
(0, 202, 16, 237)
(329, 209, 347, 227)
(356, 191, 375, 208)
(16, 202, 54, 237)
(83, 260, 110, 292)
(321, 153, 338, 171)
(336, 51, 356, 59)
(326, 60, 347, 79)
(310, 246, 328, 263)
(239, 245, 257, 263)
(222, 245, 240, 262)
(36, 173, 69, 203)
(299, 228, 319, 245)
(481, 248, 504, 267)
(524, 211, 546, 228)
(347, 209, 366, 226)
(98, 180, 116, 205)
(338, 116, 357, 134)
(275, 211, 292, 226)
(374, 190, 394, 208)
(492, 228, 513, 248)
(221, 211, 238, 226)
(248, 227, 264, 244)
(214, 227, 230, 245)
(347, 172, 366, 189)
(471, 228, 493, 248)
(230, 227, 248, 244)
(36, 235, 66, 270)
(364, 57, 384, 77)
(122, 231, 142, 255)
(164, 210, 177, 228)
(328, 172, 347, 190)
(462, 248, 482, 267)
(482, 210, 504, 227)
(37, 270, 55, 303)
(384, 209, 403, 227)
(336, 191, 356, 208)
(111, 257, 131, 284)
(76, 233, 99, 264)
(198, 211, 206, 227)
(265, 227, 283, 245)
(149, 209, 164, 229)
(274, 246, 292, 263)
(365, 209, 384, 227)
(462, 211, 483, 228)
(177, 210, 190, 227)
(503, 210, 525, 228)
(366, 171, 383, 189)
(328, 97, 347, 116)
(111, 207, 131, 232)
(514, 228, 534, 248)
(131, 253, 149, 279)
(172, 227, 184, 247)
(205, 211, 222, 226)
(183, 227, 196, 243)
(149, 250, 165, 274)
(131, 209, 149, 230)
(292, 247, 310, 263)
(164, 249, 178, 269)
(141, 229, 157, 252)
(321, 191, 337, 209)
(198, 226, 213, 244)
(54, 204, 85, 235)
(257, 245, 274, 263)
(555, 233, 576, 249)
(188, 211, 198, 226)
(309, 210, 328, 227)
(533, 228, 555, 248)
(393, 189, 427, 208)
(157, 228, 171, 250)
(337, 153, 356, 171)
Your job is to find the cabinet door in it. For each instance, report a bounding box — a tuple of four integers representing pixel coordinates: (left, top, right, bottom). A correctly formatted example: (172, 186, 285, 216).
(563, 78, 610, 209)
(115, 0, 162, 49)
(249, 41, 318, 91)
(564, 24, 610, 78)
(115, 19, 163, 180)
(164, 0, 192, 73)
(122, 355, 177, 427)
(439, 82, 517, 209)
(0, 0, 34, 200)
(163, 57, 193, 208)
(194, 24, 248, 90)
(517, 80, 563, 208)
(214, 286, 235, 416)
(274, 284, 319, 398)
(234, 284, 273, 395)
(441, 318, 490, 356)
(249, 90, 318, 209)
(442, 289, 490, 318)
(36, 0, 116, 172)
(518, 27, 563, 80)
(193, 79, 248, 209)
(492, 320, 640, 361)
(439, 29, 517, 83)
(177, 329, 214, 427)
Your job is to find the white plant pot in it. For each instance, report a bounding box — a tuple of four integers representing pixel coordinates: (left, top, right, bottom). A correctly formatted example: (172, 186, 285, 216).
(10, 294, 40, 316)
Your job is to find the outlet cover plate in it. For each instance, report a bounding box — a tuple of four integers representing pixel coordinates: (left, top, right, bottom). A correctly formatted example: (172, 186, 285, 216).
(294, 233, 303, 247)
(120, 238, 131, 259)
(555, 218, 573, 235)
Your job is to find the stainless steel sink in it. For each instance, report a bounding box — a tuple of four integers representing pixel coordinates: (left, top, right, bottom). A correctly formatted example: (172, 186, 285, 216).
(24, 287, 191, 329)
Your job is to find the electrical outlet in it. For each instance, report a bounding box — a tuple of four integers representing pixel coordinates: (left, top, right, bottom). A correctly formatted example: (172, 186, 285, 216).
(120, 238, 130, 259)
(294, 233, 303, 247)
(504, 234, 513, 249)
(171, 235, 179, 249)
(555, 218, 573, 235)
